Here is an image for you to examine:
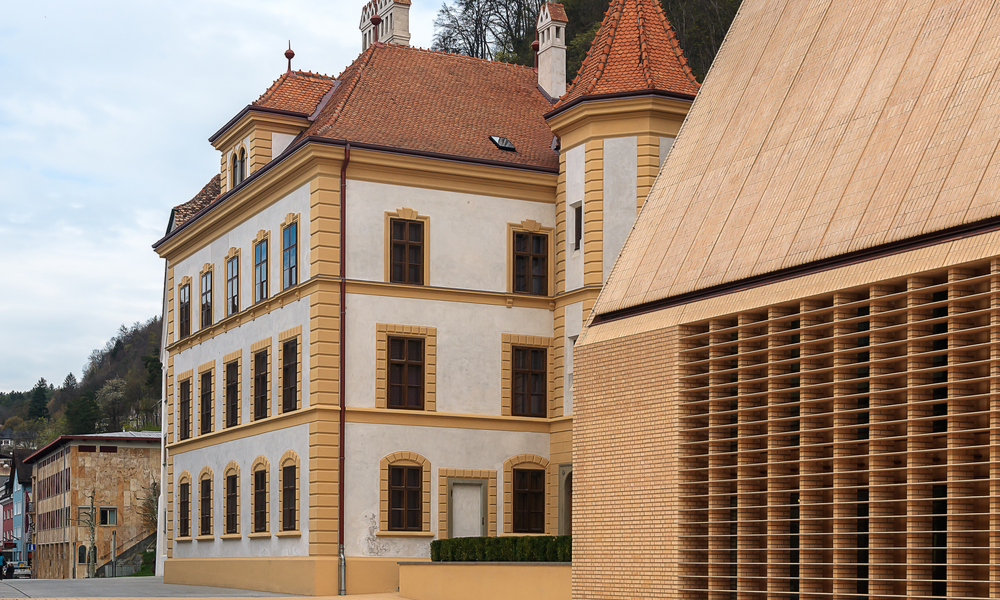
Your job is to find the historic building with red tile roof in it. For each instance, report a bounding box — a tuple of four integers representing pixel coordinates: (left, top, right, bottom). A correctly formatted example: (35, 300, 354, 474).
(152, 0, 697, 595)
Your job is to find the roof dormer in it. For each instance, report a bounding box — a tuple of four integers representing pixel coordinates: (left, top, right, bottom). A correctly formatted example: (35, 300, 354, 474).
(208, 69, 338, 195)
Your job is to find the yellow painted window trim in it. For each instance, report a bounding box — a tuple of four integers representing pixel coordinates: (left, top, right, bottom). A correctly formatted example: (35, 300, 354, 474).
(375, 324, 437, 411)
(506, 220, 555, 296)
(176, 370, 194, 443)
(197, 362, 216, 436)
(176, 470, 192, 540)
(502, 454, 550, 535)
(376, 530, 436, 538)
(223, 351, 243, 428)
(379, 451, 432, 534)
(500, 334, 555, 418)
(278, 328, 303, 414)
(437, 469, 497, 540)
(250, 337, 273, 421)
(199, 263, 214, 331)
(275, 530, 301, 538)
(250, 455, 271, 535)
(278, 450, 301, 532)
(198, 466, 214, 537)
(225, 247, 241, 318)
(223, 460, 241, 535)
(384, 208, 431, 285)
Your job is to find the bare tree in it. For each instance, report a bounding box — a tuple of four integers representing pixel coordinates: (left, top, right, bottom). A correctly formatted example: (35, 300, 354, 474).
(432, 0, 542, 64)
(137, 480, 159, 533)
(70, 493, 98, 578)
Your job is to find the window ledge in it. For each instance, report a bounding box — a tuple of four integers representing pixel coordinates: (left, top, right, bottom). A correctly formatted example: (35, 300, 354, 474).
(275, 530, 301, 538)
(247, 531, 271, 539)
(195, 535, 214, 541)
(174, 536, 193, 543)
(499, 532, 551, 537)
(376, 530, 435, 538)
(220, 533, 242, 540)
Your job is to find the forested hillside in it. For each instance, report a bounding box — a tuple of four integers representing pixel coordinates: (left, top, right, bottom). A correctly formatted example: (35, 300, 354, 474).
(432, 0, 741, 82)
(0, 317, 162, 449)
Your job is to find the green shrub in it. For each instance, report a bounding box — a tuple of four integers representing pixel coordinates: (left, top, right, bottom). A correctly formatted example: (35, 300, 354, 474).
(430, 536, 570, 562)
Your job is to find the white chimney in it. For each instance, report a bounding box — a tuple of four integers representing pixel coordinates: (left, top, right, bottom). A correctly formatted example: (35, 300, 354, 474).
(536, 3, 567, 99)
(361, 0, 411, 51)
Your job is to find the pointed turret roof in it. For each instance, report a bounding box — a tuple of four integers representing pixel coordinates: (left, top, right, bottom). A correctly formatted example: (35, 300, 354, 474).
(555, 0, 699, 109)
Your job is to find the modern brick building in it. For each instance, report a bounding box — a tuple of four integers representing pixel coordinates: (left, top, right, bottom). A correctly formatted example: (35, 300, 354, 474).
(152, 0, 699, 594)
(575, 1, 1000, 599)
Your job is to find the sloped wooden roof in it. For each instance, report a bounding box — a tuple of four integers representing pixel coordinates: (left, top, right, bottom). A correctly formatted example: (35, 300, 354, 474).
(595, 0, 1000, 317)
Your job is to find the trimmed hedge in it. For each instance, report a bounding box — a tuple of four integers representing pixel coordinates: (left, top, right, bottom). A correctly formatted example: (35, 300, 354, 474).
(430, 536, 571, 562)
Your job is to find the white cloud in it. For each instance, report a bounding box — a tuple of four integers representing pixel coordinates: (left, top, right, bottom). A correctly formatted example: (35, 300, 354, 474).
(0, 0, 438, 390)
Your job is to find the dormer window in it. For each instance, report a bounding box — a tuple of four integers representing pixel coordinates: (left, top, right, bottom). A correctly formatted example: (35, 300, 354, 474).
(232, 148, 247, 187)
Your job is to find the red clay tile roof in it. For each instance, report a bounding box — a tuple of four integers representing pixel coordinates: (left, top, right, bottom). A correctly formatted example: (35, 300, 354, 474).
(303, 44, 558, 170)
(253, 70, 337, 115)
(545, 3, 568, 22)
(171, 174, 220, 231)
(556, 0, 699, 108)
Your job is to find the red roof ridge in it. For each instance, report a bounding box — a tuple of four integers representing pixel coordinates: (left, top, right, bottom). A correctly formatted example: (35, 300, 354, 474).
(584, 5, 623, 97)
(651, 0, 700, 88)
(314, 45, 379, 136)
(379, 42, 541, 72)
(254, 69, 337, 108)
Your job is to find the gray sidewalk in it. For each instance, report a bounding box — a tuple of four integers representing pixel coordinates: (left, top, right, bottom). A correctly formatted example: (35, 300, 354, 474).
(0, 576, 296, 598)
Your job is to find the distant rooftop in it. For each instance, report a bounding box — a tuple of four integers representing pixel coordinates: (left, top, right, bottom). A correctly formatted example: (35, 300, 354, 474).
(25, 431, 162, 464)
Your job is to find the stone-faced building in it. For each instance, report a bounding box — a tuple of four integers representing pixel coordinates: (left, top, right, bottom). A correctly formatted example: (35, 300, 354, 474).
(152, 0, 699, 594)
(576, 0, 1000, 599)
(26, 432, 160, 579)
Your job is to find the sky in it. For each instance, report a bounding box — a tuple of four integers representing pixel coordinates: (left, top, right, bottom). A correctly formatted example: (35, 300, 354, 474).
(0, 0, 438, 392)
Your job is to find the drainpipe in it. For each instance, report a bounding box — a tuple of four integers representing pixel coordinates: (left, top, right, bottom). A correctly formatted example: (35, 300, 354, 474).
(338, 143, 351, 596)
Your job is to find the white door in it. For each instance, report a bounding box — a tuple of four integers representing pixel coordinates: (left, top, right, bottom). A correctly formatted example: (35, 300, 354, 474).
(451, 482, 484, 538)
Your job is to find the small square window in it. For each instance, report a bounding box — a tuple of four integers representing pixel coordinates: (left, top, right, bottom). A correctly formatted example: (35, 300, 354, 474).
(100, 508, 117, 526)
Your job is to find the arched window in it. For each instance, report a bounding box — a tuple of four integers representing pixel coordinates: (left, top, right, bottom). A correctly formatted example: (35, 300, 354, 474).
(503, 454, 549, 534)
(231, 153, 239, 187)
(177, 471, 192, 539)
(199, 467, 214, 537)
(279, 451, 300, 532)
(379, 451, 430, 533)
(250, 456, 270, 534)
(78, 544, 87, 563)
(239, 148, 247, 183)
(223, 461, 240, 535)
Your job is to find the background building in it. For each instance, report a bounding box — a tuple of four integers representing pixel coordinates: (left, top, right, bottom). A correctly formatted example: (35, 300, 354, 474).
(153, 0, 697, 594)
(576, 0, 1000, 599)
(26, 432, 159, 579)
(9, 450, 31, 565)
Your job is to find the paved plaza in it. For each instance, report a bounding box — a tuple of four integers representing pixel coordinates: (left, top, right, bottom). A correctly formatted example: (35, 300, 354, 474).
(0, 577, 405, 599)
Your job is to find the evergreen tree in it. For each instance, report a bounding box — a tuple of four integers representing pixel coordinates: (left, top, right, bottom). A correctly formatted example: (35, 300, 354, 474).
(28, 378, 49, 421)
(66, 392, 100, 435)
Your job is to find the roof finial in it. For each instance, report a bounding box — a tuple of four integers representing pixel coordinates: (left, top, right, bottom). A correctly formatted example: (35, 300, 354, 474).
(285, 41, 295, 73)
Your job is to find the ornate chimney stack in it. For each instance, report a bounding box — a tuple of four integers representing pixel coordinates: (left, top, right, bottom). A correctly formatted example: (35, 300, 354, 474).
(536, 3, 568, 99)
(360, 0, 411, 51)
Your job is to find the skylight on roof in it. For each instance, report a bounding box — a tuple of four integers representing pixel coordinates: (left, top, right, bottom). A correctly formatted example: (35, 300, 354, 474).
(489, 136, 516, 152)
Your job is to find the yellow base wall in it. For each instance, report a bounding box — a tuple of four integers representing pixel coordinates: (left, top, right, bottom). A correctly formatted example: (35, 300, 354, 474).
(164, 557, 340, 595)
(399, 563, 570, 600)
(164, 556, 430, 596)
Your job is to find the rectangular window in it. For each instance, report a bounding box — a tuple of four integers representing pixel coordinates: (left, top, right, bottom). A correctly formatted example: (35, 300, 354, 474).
(254, 350, 268, 420)
(225, 361, 239, 428)
(254, 239, 269, 303)
(390, 219, 424, 285)
(180, 483, 191, 534)
(282, 223, 298, 290)
(200, 371, 212, 435)
(179, 380, 191, 440)
(282, 339, 298, 413)
(388, 337, 423, 410)
(513, 232, 548, 295)
(388, 465, 422, 531)
(512, 469, 544, 533)
(100, 507, 117, 527)
(253, 470, 267, 533)
(225, 475, 238, 534)
(200, 479, 211, 535)
(573, 204, 582, 251)
(178, 284, 191, 338)
(226, 256, 239, 316)
(282, 465, 296, 531)
(512, 347, 547, 417)
(201, 271, 213, 328)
